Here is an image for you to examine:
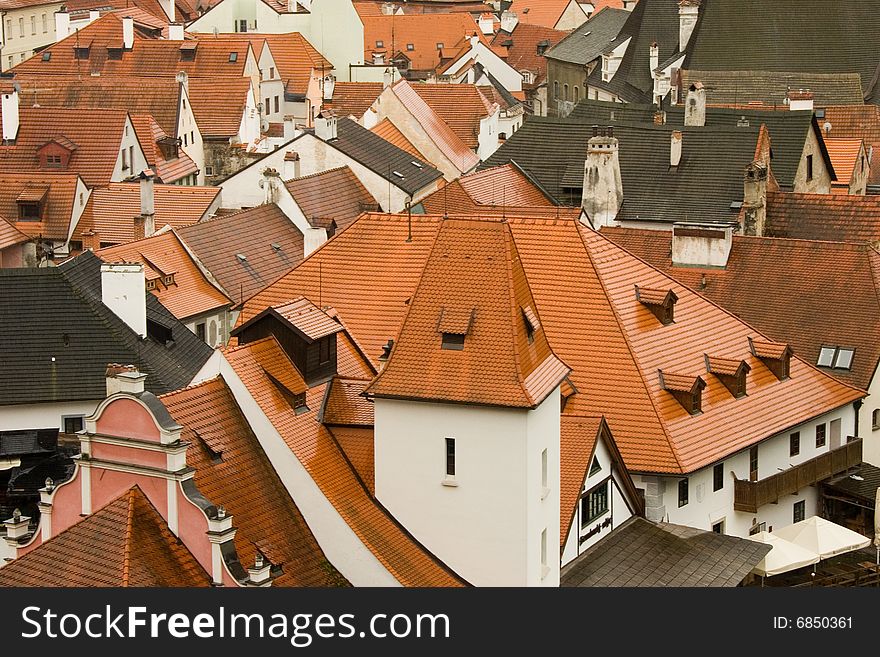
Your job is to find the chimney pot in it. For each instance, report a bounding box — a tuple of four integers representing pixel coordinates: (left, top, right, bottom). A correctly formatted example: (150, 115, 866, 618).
(105, 364, 147, 395)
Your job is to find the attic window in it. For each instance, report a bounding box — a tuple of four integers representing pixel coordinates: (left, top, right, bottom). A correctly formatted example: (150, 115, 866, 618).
(146, 278, 158, 291)
(146, 318, 174, 345)
(659, 370, 706, 416)
(436, 42, 444, 50)
(162, 273, 176, 287)
(705, 355, 750, 399)
(107, 46, 122, 60)
(521, 305, 539, 344)
(438, 307, 474, 350)
(749, 338, 791, 381)
(376, 40, 384, 48)
(17, 201, 41, 221)
(441, 333, 465, 351)
(181, 48, 196, 61)
(589, 456, 601, 477)
(228, 52, 238, 63)
(41, 52, 50, 61)
(73, 46, 90, 59)
(818, 346, 854, 370)
(406, 43, 414, 51)
(392, 170, 404, 178)
(635, 285, 677, 325)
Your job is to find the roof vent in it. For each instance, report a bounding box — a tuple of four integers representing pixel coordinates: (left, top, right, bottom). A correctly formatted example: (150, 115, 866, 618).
(271, 243, 282, 251)
(392, 170, 405, 179)
(236, 253, 247, 262)
(228, 52, 238, 63)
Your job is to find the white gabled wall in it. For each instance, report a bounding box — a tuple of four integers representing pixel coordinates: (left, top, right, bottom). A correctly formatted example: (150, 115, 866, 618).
(374, 388, 561, 587)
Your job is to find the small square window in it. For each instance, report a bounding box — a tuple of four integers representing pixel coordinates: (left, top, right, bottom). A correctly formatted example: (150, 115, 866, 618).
(712, 520, 725, 534)
(228, 52, 238, 62)
(406, 43, 414, 51)
(41, 51, 50, 61)
(205, 165, 214, 176)
(436, 42, 444, 49)
(376, 40, 384, 48)
(63, 415, 84, 433)
(441, 332, 465, 350)
(790, 431, 800, 456)
(581, 482, 608, 525)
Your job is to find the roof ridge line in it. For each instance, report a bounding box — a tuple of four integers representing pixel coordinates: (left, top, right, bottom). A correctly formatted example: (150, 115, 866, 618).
(122, 487, 135, 587)
(501, 222, 533, 406)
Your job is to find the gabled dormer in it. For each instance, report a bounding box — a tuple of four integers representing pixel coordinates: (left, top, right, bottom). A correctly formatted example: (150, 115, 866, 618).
(156, 135, 180, 161)
(37, 136, 77, 170)
(704, 354, 750, 398)
(658, 369, 706, 415)
(635, 285, 678, 325)
(231, 296, 343, 386)
(16, 185, 48, 221)
(438, 306, 475, 351)
(748, 337, 792, 381)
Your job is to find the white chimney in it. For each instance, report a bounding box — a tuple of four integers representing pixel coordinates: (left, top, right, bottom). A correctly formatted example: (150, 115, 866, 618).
(684, 82, 706, 127)
(500, 10, 518, 32)
(283, 150, 300, 179)
(787, 89, 814, 112)
(679, 0, 701, 51)
(101, 263, 148, 338)
(381, 2, 396, 15)
(105, 364, 147, 396)
(88, 10, 100, 24)
(322, 74, 335, 101)
(671, 223, 733, 268)
(54, 11, 70, 42)
(581, 125, 623, 228)
(1, 90, 20, 143)
(176, 70, 189, 92)
(161, 0, 175, 22)
(649, 42, 659, 75)
(140, 171, 155, 217)
(383, 67, 393, 88)
(315, 111, 337, 140)
(288, 0, 298, 13)
(168, 22, 184, 41)
(283, 115, 296, 140)
(122, 16, 134, 49)
(670, 130, 682, 167)
(478, 14, 494, 35)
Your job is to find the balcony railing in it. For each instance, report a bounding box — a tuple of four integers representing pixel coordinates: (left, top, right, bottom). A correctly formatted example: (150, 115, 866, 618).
(734, 438, 862, 513)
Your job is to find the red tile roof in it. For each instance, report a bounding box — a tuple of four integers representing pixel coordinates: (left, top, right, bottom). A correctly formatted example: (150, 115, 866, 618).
(130, 114, 199, 184)
(0, 107, 132, 187)
(601, 226, 880, 391)
(78, 182, 219, 246)
(491, 23, 569, 85)
(516, 0, 587, 28)
(0, 214, 30, 250)
(273, 295, 345, 341)
(187, 77, 253, 138)
(457, 162, 555, 206)
(241, 213, 863, 475)
(765, 190, 880, 245)
(823, 137, 864, 188)
(411, 83, 495, 149)
(162, 377, 349, 586)
(822, 105, 880, 185)
(329, 82, 385, 118)
(285, 166, 379, 232)
(328, 425, 375, 494)
(97, 230, 231, 320)
(177, 204, 305, 305)
(224, 336, 466, 586)
(0, 172, 81, 241)
(0, 487, 210, 587)
(320, 377, 374, 426)
(560, 415, 600, 545)
(370, 118, 423, 158)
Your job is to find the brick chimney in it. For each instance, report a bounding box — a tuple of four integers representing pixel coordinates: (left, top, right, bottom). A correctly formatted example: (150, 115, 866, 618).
(581, 125, 623, 228)
(787, 89, 814, 112)
(105, 364, 147, 396)
(122, 16, 134, 49)
(684, 82, 706, 127)
(679, 0, 701, 51)
(81, 229, 98, 251)
(672, 223, 733, 268)
(741, 160, 768, 237)
(670, 130, 683, 167)
(101, 263, 147, 337)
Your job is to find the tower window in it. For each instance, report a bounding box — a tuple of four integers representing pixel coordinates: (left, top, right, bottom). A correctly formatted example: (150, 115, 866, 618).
(445, 437, 455, 477)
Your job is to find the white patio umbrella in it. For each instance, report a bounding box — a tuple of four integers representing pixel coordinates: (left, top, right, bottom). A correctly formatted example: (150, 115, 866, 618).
(748, 531, 820, 577)
(774, 516, 871, 560)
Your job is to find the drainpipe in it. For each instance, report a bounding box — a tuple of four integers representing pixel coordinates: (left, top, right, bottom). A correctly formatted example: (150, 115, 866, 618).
(854, 399, 863, 439)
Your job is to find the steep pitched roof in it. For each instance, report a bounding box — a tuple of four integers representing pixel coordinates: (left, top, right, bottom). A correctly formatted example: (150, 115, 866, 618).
(186, 77, 253, 138)
(329, 82, 385, 119)
(370, 118, 422, 158)
(97, 231, 231, 320)
(492, 22, 569, 85)
(129, 114, 199, 184)
(78, 182, 220, 246)
(285, 166, 379, 233)
(824, 137, 864, 189)
(0, 215, 29, 250)
(177, 204, 304, 306)
(679, 70, 865, 109)
(224, 336, 466, 586)
(0, 107, 132, 187)
(162, 377, 349, 587)
(0, 487, 210, 587)
(544, 6, 630, 66)
(516, 0, 585, 28)
(765, 191, 880, 245)
(241, 213, 863, 475)
(0, 250, 212, 405)
(823, 105, 880, 186)
(367, 219, 570, 408)
(601, 227, 880, 390)
(457, 162, 556, 206)
(410, 83, 495, 149)
(0, 172, 81, 241)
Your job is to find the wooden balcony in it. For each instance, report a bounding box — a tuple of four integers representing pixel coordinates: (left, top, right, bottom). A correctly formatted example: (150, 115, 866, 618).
(734, 438, 862, 513)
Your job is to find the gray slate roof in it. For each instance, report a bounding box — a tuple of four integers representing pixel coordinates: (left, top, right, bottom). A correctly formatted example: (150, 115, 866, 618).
(544, 7, 630, 66)
(561, 516, 771, 587)
(0, 251, 212, 406)
(685, 0, 880, 104)
(680, 70, 865, 108)
(825, 463, 880, 504)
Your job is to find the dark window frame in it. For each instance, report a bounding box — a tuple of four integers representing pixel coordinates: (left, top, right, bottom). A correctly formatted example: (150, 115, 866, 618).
(749, 445, 759, 481)
(793, 499, 806, 523)
(441, 332, 465, 351)
(445, 437, 455, 477)
(581, 480, 609, 526)
(790, 431, 800, 456)
(678, 478, 688, 507)
(713, 463, 724, 492)
(815, 423, 826, 448)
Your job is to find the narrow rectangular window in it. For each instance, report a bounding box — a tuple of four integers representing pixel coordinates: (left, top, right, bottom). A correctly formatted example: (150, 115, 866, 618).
(793, 500, 805, 523)
(540, 528, 547, 571)
(713, 463, 723, 491)
(749, 445, 759, 481)
(42, 13, 47, 33)
(196, 323, 206, 342)
(319, 337, 331, 364)
(815, 423, 826, 448)
(19, 17, 24, 37)
(445, 437, 455, 477)
(541, 448, 548, 492)
(30, 15, 35, 35)
(274, 95, 280, 113)
(806, 154, 814, 181)
(790, 431, 800, 456)
(678, 478, 688, 507)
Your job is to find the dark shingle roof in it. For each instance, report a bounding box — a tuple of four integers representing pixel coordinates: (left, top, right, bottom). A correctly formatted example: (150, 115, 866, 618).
(561, 516, 771, 587)
(0, 251, 212, 405)
(680, 70, 865, 108)
(544, 7, 630, 66)
(685, 0, 880, 104)
(483, 116, 759, 222)
(333, 117, 443, 196)
(825, 462, 880, 504)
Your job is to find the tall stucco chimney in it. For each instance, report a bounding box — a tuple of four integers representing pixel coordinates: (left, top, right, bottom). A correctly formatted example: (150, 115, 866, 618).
(283, 151, 300, 179)
(742, 160, 768, 237)
(670, 130, 683, 167)
(101, 263, 148, 338)
(678, 0, 701, 51)
(288, 0, 298, 13)
(684, 82, 706, 127)
(649, 42, 659, 76)
(161, 0, 175, 22)
(671, 223, 733, 268)
(54, 11, 70, 42)
(582, 125, 623, 228)
(122, 16, 134, 49)
(787, 89, 814, 112)
(168, 22, 184, 41)
(1, 89, 20, 143)
(314, 111, 337, 140)
(88, 10, 100, 23)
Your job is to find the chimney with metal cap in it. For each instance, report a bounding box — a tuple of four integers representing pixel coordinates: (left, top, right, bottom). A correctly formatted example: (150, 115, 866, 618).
(582, 125, 623, 228)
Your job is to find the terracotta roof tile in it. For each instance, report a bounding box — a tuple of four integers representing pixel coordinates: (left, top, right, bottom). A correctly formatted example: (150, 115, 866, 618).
(0, 172, 80, 241)
(370, 118, 423, 158)
(0, 215, 29, 250)
(329, 82, 384, 119)
(328, 425, 375, 495)
(823, 137, 864, 188)
(162, 377, 348, 586)
(224, 336, 465, 586)
(320, 377, 374, 426)
(242, 213, 864, 474)
(285, 166, 379, 232)
(273, 295, 344, 341)
(130, 114, 199, 184)
(602, 226, 880, 391)
(187, 77, 253, 138)
(560, 415, 600, 545)
(822, 105, 880, 185)
(457, 163, 555, 206)
(411, 83, 495, 149)
(78, 182, 219, 246)
(491, 23, 568, 85)
(0, 487, 210, 587)
(516, 0, 589, 28)
(97, 231, 231, 320)
(765, 191, 880, 245)
(177, 204, 305, 305)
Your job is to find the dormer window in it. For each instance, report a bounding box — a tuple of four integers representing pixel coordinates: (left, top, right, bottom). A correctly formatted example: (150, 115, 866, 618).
(73, 46, 90, 59)
(17, 201, 41, 220)
(704, 354, 750, 398)
(438, 307, 474, 351)
(376, 40, 384, 48)
(441, 333, 465, 350)
(146, 318, 174, 345)
(146, 278, 158, 291)
(16, 186, 48, 221)
(635, 285, 678, 325)
(659, 370, 706, 415)
(748, 338, 792, 381)
(521, 305, 539, 344)
(180, 42, 197, 61)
